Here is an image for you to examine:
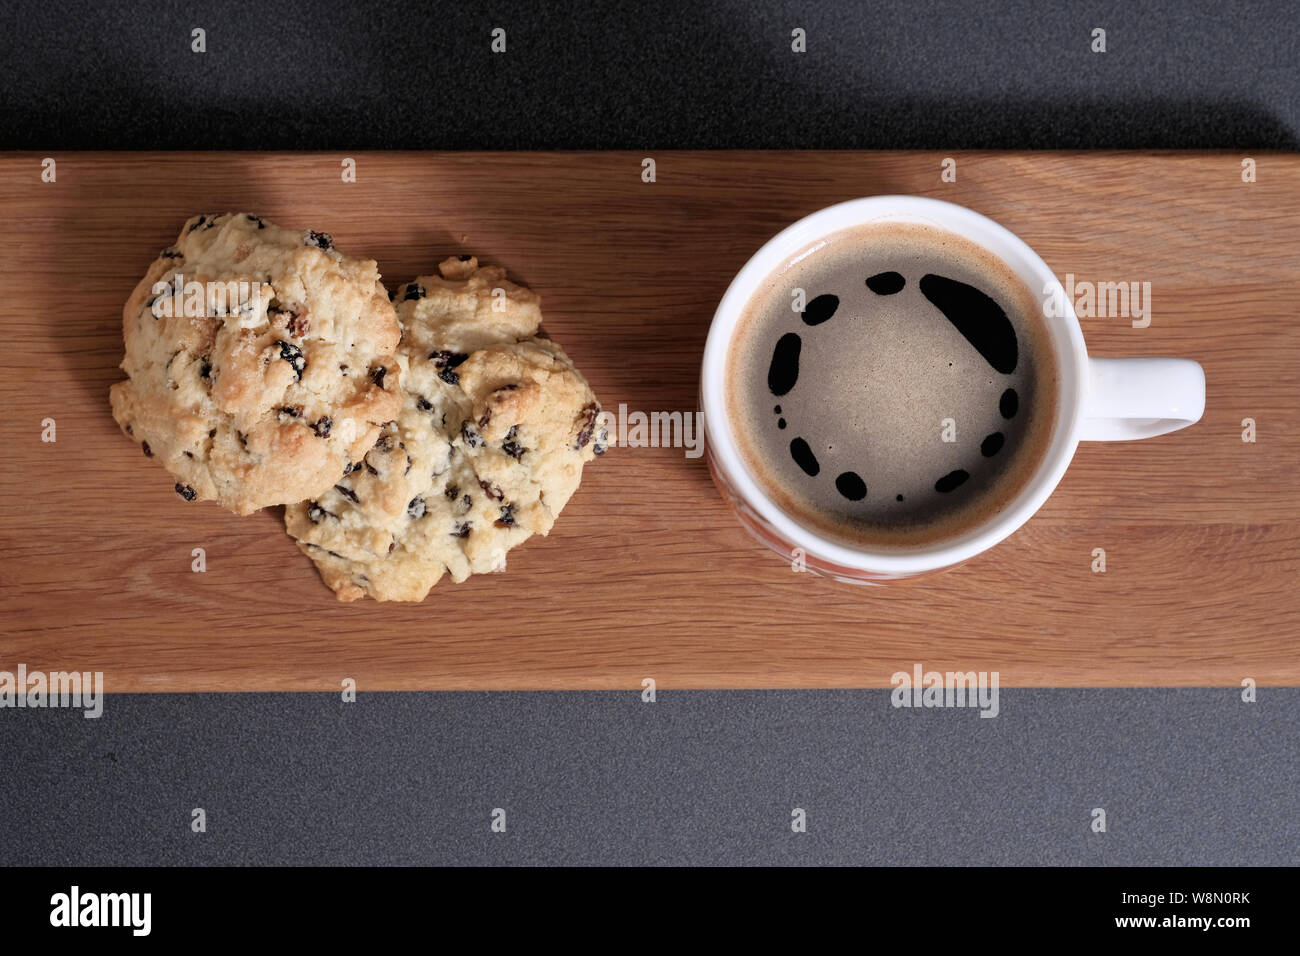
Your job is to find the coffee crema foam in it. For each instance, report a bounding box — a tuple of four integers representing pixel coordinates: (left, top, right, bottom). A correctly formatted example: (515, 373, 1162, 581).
(725, 222, 1059, 551)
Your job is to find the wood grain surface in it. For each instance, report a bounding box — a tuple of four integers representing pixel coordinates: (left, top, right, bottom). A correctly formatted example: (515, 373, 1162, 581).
(1, 152, 1297, 690)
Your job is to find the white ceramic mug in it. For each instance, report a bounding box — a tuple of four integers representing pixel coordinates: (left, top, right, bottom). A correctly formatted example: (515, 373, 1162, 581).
(700, 196, 1206, 582)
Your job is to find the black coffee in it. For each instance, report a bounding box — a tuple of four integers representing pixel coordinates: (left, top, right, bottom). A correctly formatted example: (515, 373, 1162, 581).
(726, 222, 1058, 550)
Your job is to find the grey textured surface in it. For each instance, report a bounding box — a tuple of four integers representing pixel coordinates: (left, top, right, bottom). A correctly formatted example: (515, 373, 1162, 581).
(1, 0, 1298, 866)
(1, 690, 1296, 866)
(0, 0, 1296, 149)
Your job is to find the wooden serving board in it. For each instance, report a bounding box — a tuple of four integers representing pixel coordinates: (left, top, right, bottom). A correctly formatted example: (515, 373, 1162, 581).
(1, 152, 1297, 690)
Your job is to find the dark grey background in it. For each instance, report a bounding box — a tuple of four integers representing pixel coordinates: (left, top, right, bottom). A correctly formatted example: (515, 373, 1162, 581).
(2, 1, 1297, 866)
(1, 0, 1296, 149)
(3, 690, 1297, 866)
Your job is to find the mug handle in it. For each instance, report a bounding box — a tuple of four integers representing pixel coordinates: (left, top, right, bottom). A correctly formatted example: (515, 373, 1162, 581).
(1079, 358, 1206, 441)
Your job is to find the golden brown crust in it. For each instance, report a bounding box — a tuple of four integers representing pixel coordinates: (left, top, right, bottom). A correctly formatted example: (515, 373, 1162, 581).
(109, 213, 402, 514)
(285, 256, 604, 601)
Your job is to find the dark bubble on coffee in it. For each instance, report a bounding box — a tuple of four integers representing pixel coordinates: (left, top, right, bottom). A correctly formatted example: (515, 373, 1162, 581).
(726, 222, 1058, 551)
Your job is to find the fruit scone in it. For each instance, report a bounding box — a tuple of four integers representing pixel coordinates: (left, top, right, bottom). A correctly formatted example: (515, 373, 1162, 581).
(285, 255, 605, 601)
(109, 213, 402, 514)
